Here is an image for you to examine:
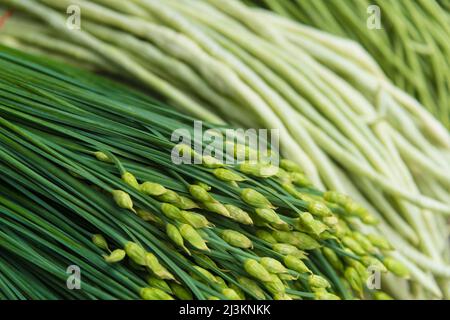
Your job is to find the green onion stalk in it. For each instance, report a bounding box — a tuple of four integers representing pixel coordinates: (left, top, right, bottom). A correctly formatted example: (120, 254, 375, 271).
(0, 48, 406, 300)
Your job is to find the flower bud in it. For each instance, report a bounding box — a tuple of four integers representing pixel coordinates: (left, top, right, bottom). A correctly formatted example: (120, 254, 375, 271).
(314, 291, 341, 300)
(241, 188, 274, 209)
(94, 151, 112, 163)
(124, 242, 147, 266)
(195, 181, 211, 191)
(160, 203, 183, 220)
(213, 168, 245, 182)
(112, 190, 135, 212)
(260, 257, 287, 274)
(237, 276, 266, 300)
(189, 184, 214, 202)
(92, 234, 109, 251)
(367, 234, 393, 250)
(157, 190, 181, 203)
(383, 257, 409, 278)
(273, 293, 293, 300)
(255, 230, 277, 244)
(225, 204, 253, 225)
(176, 196, 200, 210)
(360, 256, 387, 273)
(202, 201, 231, 217)
(180, 210, 212, 228)
(323, 191, 349, 206)
(103, 249, 126, 263)
(191, 266, 218, 284)
(272, 243, 307, 259)
(308, 275, 330, 288)
(208, 296, 220, 300)
(255, 208, 281, 224)
(342, 236, 365, 255)
(179, 224, 209, 251)
(295, 212, 328, 236)
(193, 254, 219, 270)
(264, 274, 285, 294)
(146, 253, 176, 281)
(307, 201, 332, 217)
(244, 259, 272, 282)
(146, 276, 172, 294)
(239, 162, 278, 178)
(280, 159, 303, 173)
(202, 155, 224, 168)
(140, 287, 174, 300)
(322, 247, 344, 272)
(344, 267, 364, 294)
(221, 230, 253, 249)
(273, 231, 321, 250)
(229, 284, 246, 300)
(166, 224, 190, 254)
(283, 255, 311, 274)
(322, 215, 339, 227)
(140, 182, 167, 196)
(170, 283, 193, 300)
(352, 232, 376, 253)
(290, 172, 311, 187)
(222, 288, 241, 300)
(121, 172, 139, 189)
(136, 209, 164, 225)
(215, 276, 228, 290)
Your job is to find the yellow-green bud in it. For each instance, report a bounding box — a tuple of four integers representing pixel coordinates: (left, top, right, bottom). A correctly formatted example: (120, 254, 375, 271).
(146, 276, 172, 294)
(255, 208, 281, 224)
(295, 212, 328, 236)
(280, 159, 303, 173)
(94, 151, 112, 163)
(166, 224, 190, 254)
(208, 296, 220, 300)
(372, 291, 393, 300)
(314, 291, 341, 300)
(290, 172, 311, 187)
(352, 232, 376, 253)
(383, 257, 409, 278)
(367, 234, 393, 250)
(260, 257, 287, 274)
(136, 209, 164, 226)
(283, 255, 311, 274)
(308, 275, 330, 288)
(272, 231, 321, 250)
(191, 266, 218, 284)
(272, 243, 307, 259)
(222, 288, 241, 300)
(244, 259, 272, 282)
(322, 247, 344, 272)
(124, 242, 147, 265)
(225, 205, 253, 225)
(140, 182, 167, 196)
(140, 287, 174, 300)
(213, 168, 245, 182)
(264, 274, 285, 294)
(241, 188, 274, 209)
(103, 249, 126, 263)
(202, 201, 231, 218)
(307, 201, 332, 217)
(323, 191, 349, 205)
(360, 256, 387, 272)
(189, 185, 215, 202)
(229, 284, 246, 300)
(170, 283, 193, 300)
(195, 181, 211, 191)
(344, 267, 364, 294)
(274, 293, 293, 300)
(215, 276, 228, 290)
(202, 155, 224, 168)
(237, 277, 266, 300)
(239, 162, 279, 178)
(344, 201, 369, 218)
(157, 190, 181, 204)
(322, 215, 339, 228)
(180, 210, 212, 228)
(160, 203, 183, 220)
(221, 230, 253, 249)
(176, 196, 200, 210)
(342, 236, 366, 255)
(112, 190, 135, 212)
(360, 213, 378, 225)
(92, 234, 109, 251)
(122, 172, 139, 189)
(255, 230, 277, 244)
(179, 224, 209, 251)
(146, 253, 176, 281)
(193, 254, 219, 270)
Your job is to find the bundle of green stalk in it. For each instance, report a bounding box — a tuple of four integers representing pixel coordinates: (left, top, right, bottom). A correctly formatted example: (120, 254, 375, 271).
(246, 0, 450, 129)
(0, 0, 449, 299)
(0, 47, 409, 300)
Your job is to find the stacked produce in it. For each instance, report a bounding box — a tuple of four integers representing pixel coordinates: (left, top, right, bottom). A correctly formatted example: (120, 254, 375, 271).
(0, 0, 448, 299)
(0, 47, 406, 300)
(247, 0, 450, 129)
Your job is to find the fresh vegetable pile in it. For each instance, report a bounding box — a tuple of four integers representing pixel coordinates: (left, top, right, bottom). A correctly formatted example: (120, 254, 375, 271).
(0, 0, 448, 300)
(0, 48, 407, 300)
(247, 0, 450, 129)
